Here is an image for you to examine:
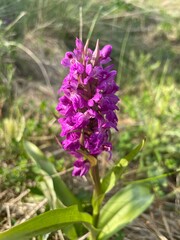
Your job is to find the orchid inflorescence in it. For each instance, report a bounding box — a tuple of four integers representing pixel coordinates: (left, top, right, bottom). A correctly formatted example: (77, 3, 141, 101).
(56, 38, 119, 176)
(0, 38, 154, 240)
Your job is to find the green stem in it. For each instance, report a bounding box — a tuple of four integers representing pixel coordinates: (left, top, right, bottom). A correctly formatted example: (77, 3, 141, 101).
(91, 163, 102, 228)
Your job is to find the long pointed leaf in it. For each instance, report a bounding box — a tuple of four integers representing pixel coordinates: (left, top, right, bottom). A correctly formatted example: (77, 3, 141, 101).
(98, 184, 154, 240)
(101, 140, 145, 193)
(0, 205, 92, 240)
(24, 141, 78, 206)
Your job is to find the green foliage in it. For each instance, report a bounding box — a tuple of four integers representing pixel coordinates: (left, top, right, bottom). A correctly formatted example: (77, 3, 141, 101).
(114, 49, 179, 197)
(1, 139, 154, 239)
(0, 205, 93, 240)
(2, 115, 25, 143)
(0, 0, 179, 239)
(98, 184, 154, 240)
(101, 140, 145, 193)
(24, 141, 79, 206)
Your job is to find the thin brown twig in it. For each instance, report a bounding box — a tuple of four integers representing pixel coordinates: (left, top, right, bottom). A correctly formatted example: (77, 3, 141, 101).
(160, 206, 174, 240)
(15, 198, 48, 225)
(8, 189, 30, 206)
(142, 213, 168, 240)
(0, 190, 8, 200)
(5, 205, 11, 228)
(78, 232, 90, 240)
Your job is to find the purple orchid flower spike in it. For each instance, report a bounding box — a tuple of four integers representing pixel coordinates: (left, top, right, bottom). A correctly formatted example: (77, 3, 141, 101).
(56, 38, 119, 176)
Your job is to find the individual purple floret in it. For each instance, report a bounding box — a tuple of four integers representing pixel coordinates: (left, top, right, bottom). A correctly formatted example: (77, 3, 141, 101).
(56, 38, 119, 176)
(72, 159, 90, 177)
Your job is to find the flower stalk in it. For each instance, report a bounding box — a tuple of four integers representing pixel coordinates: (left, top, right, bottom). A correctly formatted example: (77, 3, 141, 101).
(91, 162, 102, 228)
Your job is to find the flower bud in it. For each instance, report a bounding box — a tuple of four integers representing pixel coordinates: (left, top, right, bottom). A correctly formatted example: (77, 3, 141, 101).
(100, 44, 112, 59)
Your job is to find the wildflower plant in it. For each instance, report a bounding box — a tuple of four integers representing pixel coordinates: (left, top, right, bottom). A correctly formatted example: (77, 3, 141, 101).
(0, 39, 154, 240)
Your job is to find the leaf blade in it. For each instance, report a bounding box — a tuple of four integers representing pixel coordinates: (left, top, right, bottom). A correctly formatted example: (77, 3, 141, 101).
(24, 141, 78, 206)
(101, 140, 145, 193)
(0, 206, 92, 240)
(98, 184, 154, 240)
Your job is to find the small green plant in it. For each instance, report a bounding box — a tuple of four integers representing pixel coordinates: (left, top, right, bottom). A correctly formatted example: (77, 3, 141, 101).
(0, 1, 179, 239)
(0, 37, 154, 240)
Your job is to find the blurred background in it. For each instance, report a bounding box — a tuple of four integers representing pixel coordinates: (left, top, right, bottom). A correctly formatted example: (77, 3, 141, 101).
(0, 0, 179, 239)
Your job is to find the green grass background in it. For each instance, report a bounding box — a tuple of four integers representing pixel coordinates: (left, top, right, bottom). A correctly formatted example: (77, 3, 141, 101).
(0, 0, 179, 220)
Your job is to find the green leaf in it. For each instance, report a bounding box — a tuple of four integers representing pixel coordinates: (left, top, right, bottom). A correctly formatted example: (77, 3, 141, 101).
(125, 169, 180, 185)
(97, 184, 154, 240)
(123, 139, 145, 162)
(32, 160, 78, 239)
(0, 205, 92, 240)
(101, 140, 145, 193)
(24, 141, 78, 206)
(61, 224, 78, 240)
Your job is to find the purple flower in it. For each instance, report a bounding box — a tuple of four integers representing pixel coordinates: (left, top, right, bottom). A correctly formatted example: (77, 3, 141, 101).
(75, 38, 84, 51)
(56, 38, 119, 176)
(62, 132, 81, 151)
(72, 159, 90, 176)
(100, 45, 112, 59)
